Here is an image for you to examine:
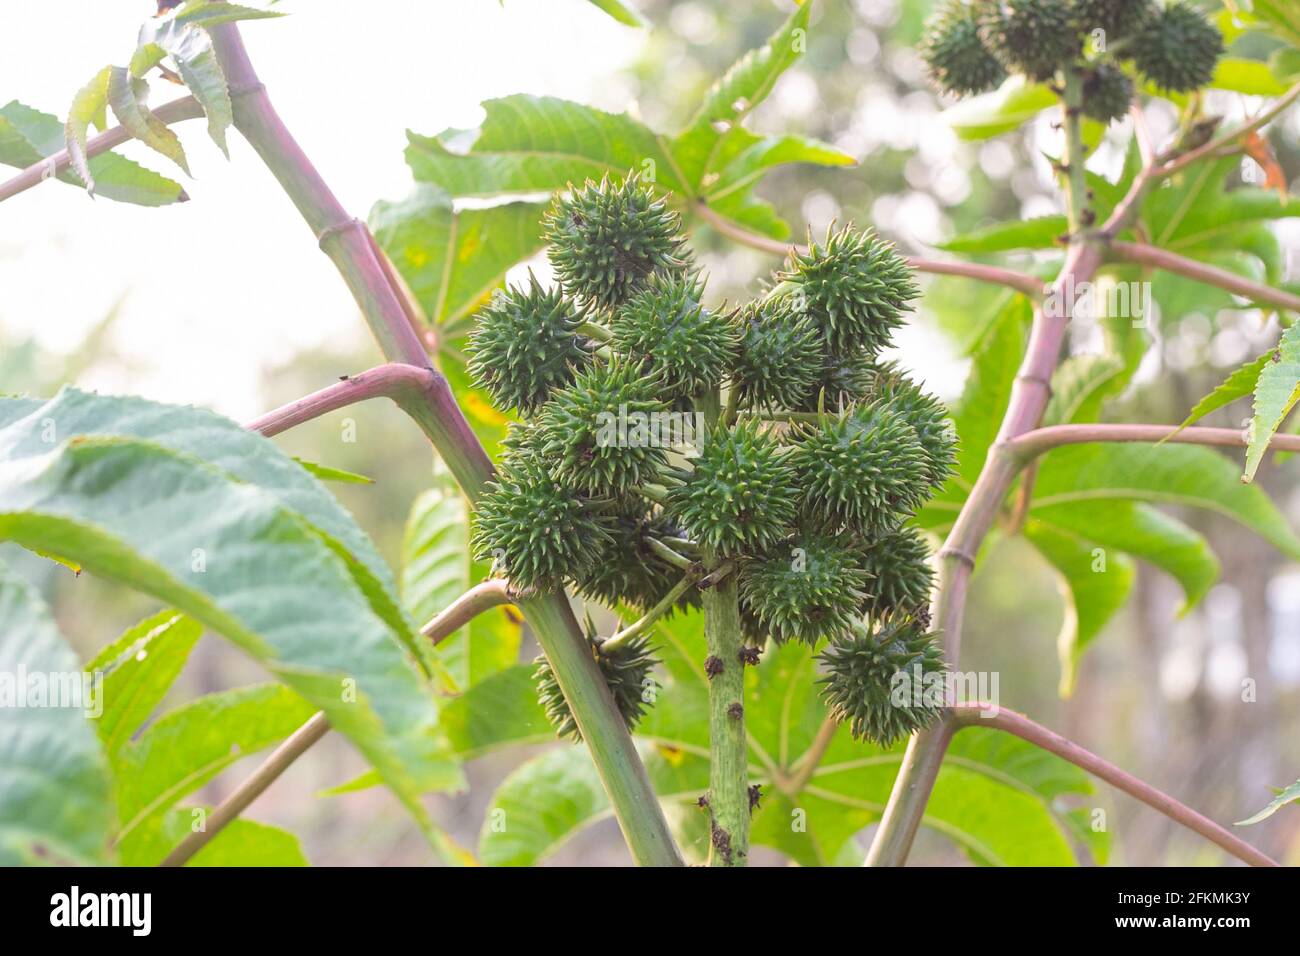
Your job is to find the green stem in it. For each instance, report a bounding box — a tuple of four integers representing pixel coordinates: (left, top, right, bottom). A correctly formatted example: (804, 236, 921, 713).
(208, 18, 681, 867)
(578, 320, 613, 343)
(1061, 68, 1090, 236)
(601, 575, 696, 652)
(644, 536, 696, 572)
(695, 389, 750, 866)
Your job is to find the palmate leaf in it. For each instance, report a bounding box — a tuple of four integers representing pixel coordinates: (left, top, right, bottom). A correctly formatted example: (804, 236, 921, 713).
(1236, 777, 1300, 826)
(476, 610, 1104, 866)
(1245, 322, 1300, 482)
(0, 391, 462, 847)
(120, 810, 308, 867)
(88, 610, 203, 759)
(112, 684, 315, 848)
(1043, 354, 1126, 426)
(106, 67, 190, 176)
(0, 561, 112, 865)
(370, 184, 547, 334)
(939, 217, 1067, 254)
(940, 76, 1056, 140)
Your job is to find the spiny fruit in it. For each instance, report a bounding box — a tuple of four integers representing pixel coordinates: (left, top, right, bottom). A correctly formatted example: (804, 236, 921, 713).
(543, 173, 687, 311)
(739, 532, 869, 645)
(470, 457, 612, 592)
(613, 272, 738, 398)
(1131, 2, 1223, 94)
(466, 274, 591, 415)
(731, 299, 825, 411)
(978, 0, 1080, 83)
(573, 513, 692, 611)
(920, 0, 1008, 97)
(791, 402, 930, 536)
(669, 420, 798, 557)
(867, 362, 958, 490)
(1081, 62, 1134, 123)
(535, 627, 658, 740)
(1070, 0, 1155, 39)
(801, 351, 876, 412)
(776, 225, 919, 356)
(859, 525, 936, 620)
(536, 360, 669, 495)
(819, 614, 947, 746)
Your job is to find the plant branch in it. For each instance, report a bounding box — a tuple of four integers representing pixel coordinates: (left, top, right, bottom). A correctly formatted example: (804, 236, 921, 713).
(949, 703, 1280, 867)
(0, 94, 205, 205)
(244, 363, 437, 436)
(692, 200, 1045, 299)
(1158, 79, 1300, 178)
(1008, 422, 1300, 462)
(421, 578, 521, 645)
(207, 17, 681, 867)
(160, 711, 331, 867)
(1108, 240, 1300, 314)
(602, 575, 697, 652)
(861, 717, 957, 866)
(780, 714, 839, 796)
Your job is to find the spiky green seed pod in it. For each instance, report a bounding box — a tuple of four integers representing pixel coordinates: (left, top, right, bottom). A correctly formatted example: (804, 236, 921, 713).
(776, 225, 919, 356)
(470, 459, 612, 592)
(536, 360, 669, 496)
(819, 615, 946, 747)
(859, 525, 936, 620)
(1131, 2, 1223, 94)
(535, 628, 658, 740)
(573, 514, 691, 611)
(466, 275, 591, 415)
(543, 173, 688, 311)
(1070, 0, 1155, 39)
(867, 362, 958, 490)
(794, 350, 876, 412)
(1081, 63, 1134, 123)
(739, 532, 869, 645)
(731, 299, 825, 412)
(668, 421, 798, 557)
(612, 272, 738, 397)
(790, 402, 930, 536)
(920, 0, 1008, 96)
(978, 0, 1080, 83)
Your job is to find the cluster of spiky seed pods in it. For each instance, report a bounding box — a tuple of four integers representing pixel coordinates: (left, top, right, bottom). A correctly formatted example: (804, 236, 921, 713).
(921, 0, 1224, 122)
(468, 173, 956, 747)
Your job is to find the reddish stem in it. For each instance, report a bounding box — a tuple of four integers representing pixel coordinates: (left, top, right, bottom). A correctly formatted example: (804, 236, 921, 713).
(1109, 240, 1300, 314)
(244, 363, 437, 436)
(950, 704, 1279, 867)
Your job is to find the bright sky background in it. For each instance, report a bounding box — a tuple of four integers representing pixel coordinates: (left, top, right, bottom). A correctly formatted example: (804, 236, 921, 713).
(0, 0, 648, 419)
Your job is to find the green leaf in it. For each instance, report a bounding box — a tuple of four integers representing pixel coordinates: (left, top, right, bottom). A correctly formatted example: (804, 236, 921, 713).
(88, 610, 203, 758)
(405, 96, 687, 198)
(292, 458, 373, 485)
(584, 0, 644, 27)
(938, 216, 1066, 254)
(1023, 518, 1136, 695)
(440, 665, 552, 759)
(1246, 323, 1300, 481)
(112, 684, 315, 842)
(0, 100, 184, 206)
(65, 67, 113, 194)
(1179, 352, 1270, 428)
(673, 2, 813, 188)
(0, 393, 463, 841)
(0, 561, 112, 865)
(1043, 354, 1125, 425)
(942, 77, 1056, 140)
(120, 810, 307, 867)
(479, 742, 708, 866)
(1235, 778, 1300, 826)
(1031, 501, 1219, 615)
(167, 0, 285, 31)
(164, 27, 234, 156)
(1211, 57, 1291, 96)
(400, 461, 522, 689)
(1031, 443, 1300, 560)
(371, 184, 547, 332)
(0, 389, 416, 666)
(1251, 1, 1300, 50)
(106, 68, 189, 176)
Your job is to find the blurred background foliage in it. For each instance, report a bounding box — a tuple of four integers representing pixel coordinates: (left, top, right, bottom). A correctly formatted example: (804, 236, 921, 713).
(4, 0, 1300, 865)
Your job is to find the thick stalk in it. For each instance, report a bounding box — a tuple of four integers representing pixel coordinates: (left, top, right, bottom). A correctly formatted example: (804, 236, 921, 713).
(208, 18, 680, 866)
(1109, 240, 1300, 313)
(697, 390, 749, 866)
(867, 73, 1105, 866)
(245, 363, 436, 436)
